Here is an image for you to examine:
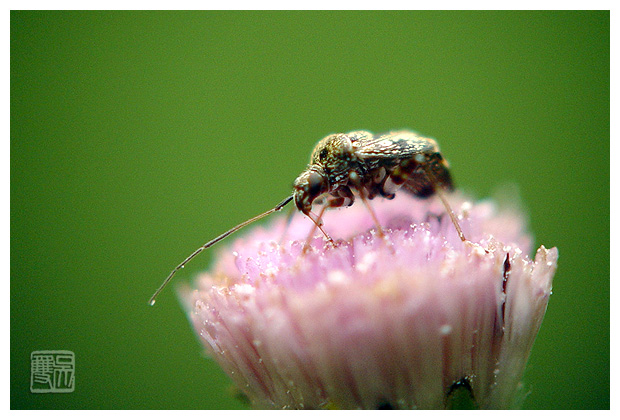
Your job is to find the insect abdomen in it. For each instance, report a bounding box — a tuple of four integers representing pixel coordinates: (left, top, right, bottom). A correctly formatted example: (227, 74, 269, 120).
(372, 152, 452, 199)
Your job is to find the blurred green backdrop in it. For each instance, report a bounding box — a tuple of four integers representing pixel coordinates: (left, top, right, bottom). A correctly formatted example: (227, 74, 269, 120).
(11, 11, 609, 409)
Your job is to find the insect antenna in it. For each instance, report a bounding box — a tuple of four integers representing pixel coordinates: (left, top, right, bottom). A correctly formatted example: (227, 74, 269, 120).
(149, 195, 294, 306)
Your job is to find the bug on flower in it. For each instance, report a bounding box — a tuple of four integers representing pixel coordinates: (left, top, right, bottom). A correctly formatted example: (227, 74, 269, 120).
(149, 130, 465, 305)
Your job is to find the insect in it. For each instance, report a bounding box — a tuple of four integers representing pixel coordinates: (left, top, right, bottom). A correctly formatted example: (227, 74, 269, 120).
(149, 130, 465, 306)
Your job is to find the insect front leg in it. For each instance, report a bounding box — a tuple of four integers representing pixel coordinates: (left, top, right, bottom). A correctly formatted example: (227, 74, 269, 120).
(300, 195, 350, 254)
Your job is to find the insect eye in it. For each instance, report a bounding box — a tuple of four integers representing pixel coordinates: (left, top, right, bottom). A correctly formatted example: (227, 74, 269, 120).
(307, 172, 325, 198)
(319, 148, 328, 160)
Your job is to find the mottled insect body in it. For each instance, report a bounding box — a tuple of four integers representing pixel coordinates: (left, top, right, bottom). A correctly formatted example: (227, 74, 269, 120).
(293, 130, 454, 217)
(150, 130, 463, 306)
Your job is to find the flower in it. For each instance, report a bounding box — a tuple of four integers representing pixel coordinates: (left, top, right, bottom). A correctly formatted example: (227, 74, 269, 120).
(181, 193, 557, 409)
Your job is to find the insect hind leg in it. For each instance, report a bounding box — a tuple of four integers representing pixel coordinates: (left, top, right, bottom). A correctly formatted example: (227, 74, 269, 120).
(391, 153, 466, 242)
(429, 183, 467, 242)
(416, 156, 466, 242)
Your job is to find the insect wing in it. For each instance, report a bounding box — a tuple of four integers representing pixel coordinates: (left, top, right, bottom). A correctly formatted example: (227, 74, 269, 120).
(354, 131, 439, 160)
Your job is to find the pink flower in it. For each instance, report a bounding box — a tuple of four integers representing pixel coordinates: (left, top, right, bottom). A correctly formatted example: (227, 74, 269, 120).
(181, 193, 557, 409)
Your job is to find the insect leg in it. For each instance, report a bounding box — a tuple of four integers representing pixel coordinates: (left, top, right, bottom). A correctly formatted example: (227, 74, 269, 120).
(357, 189, 385, 237)
(308, 208, 335, 243)
(301, 202, 336, 254)
(348, 171, 395, 251)
(418, 158, 466, 242)
(359, 190, 396, 252)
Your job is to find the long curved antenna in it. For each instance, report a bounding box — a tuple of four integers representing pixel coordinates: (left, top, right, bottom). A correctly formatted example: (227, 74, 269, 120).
(149, 195, 294, 306)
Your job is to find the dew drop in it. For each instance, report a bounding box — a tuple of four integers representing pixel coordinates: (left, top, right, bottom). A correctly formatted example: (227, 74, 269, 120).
(439, 324, 452, 335)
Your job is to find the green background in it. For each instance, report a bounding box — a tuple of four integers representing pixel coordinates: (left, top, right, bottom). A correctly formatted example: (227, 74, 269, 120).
(11, 11, 609, 409)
